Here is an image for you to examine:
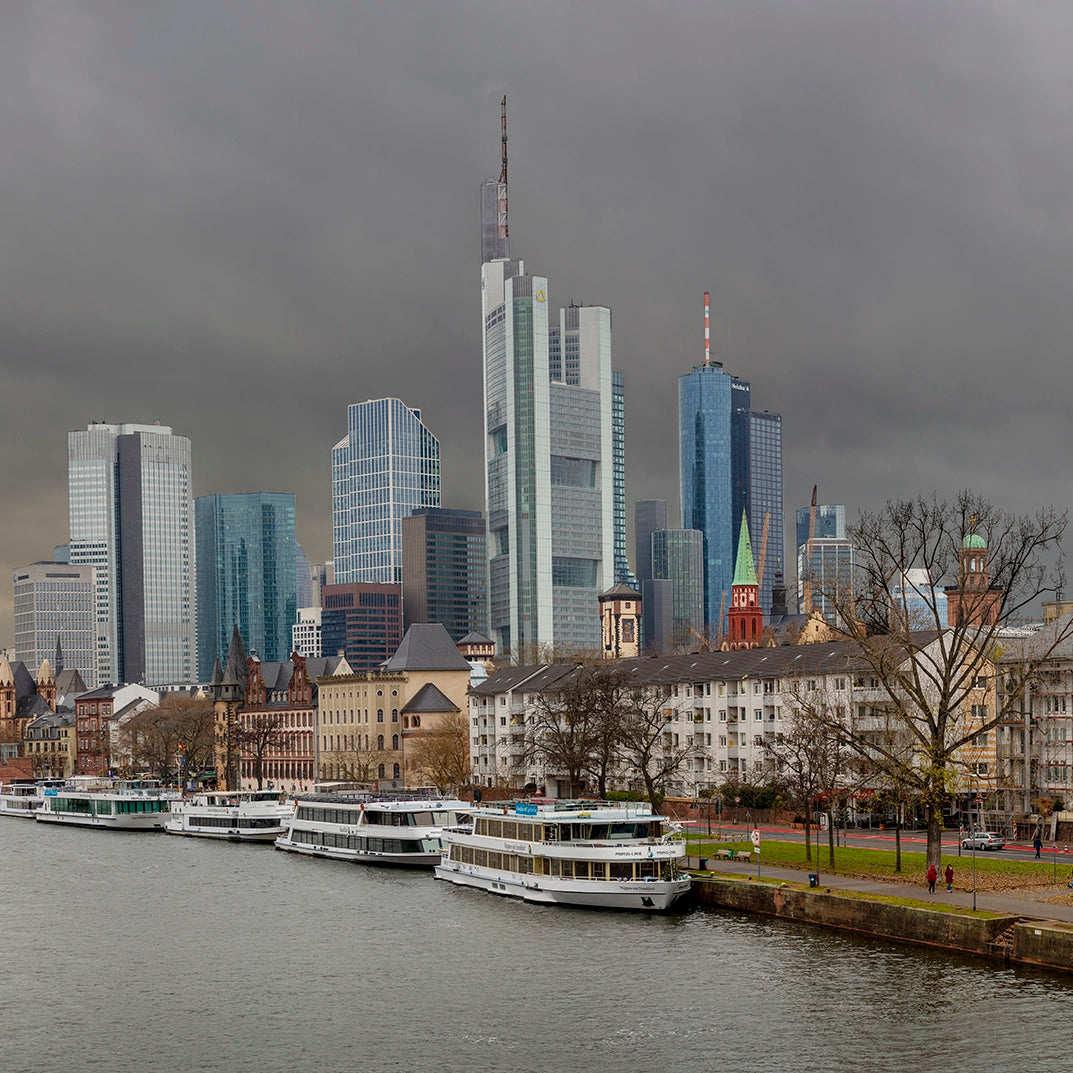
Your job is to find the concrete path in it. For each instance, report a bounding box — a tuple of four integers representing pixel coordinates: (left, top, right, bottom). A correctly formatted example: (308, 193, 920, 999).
(693, 856, 1073, 924)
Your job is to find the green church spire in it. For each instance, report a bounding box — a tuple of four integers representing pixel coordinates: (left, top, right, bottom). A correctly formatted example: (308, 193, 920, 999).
(733, 510, 758, 587)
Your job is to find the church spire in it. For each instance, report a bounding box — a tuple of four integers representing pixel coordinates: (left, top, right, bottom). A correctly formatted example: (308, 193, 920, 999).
(733, 510, 758, 587)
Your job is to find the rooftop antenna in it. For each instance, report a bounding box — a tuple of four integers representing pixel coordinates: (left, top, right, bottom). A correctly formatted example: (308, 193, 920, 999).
(704, 291, 711, 366)
(498, 95, 509, 243)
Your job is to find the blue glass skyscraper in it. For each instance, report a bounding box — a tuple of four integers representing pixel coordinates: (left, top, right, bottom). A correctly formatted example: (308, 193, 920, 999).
(195, 493, 297, 680)
(331, 398, 440, 585)
(732, 408, 783, 616)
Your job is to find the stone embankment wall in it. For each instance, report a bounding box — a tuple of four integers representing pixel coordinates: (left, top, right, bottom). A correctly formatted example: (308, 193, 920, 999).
(693, 876, 1073, 973)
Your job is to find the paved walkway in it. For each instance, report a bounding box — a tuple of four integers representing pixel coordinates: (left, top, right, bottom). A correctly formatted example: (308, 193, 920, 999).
(694, 856, 1073, 924)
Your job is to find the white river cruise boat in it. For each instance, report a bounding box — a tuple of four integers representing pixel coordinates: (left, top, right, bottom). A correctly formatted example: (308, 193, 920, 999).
(34, 779, 176, 831)
(435, 800, 691, 911)
(0, 780, 64, 818)
(165, 789, 294, 841)
(275, 794, 471, 866)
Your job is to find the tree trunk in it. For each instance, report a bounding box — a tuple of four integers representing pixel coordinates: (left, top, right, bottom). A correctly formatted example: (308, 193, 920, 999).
(827, 810, 836, 868)
(927, 801, 942, 868)
(894, 812, 902, 873)
(803, 819, 812, 863)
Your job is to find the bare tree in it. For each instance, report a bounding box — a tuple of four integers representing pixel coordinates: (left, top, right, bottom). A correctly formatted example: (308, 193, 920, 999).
(821, 491, 1071, 867)
(119, 694, 215, 782)
(616, 685, 697, 813)
(320, 741, 381, 787)
(526, 667, 606, 797)
(238, 712, 289, 789)
(405, 709, 470, 794)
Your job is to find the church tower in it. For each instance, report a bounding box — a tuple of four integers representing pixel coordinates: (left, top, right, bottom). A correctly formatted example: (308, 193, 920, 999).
(725, 512, 763, 650)
(600, 584, 641, 659)
(945, 523, 1002, 627)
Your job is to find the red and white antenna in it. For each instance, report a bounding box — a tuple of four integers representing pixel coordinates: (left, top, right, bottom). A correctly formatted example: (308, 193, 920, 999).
(704, 291, 711, 366)
(498, 95, 509, 241)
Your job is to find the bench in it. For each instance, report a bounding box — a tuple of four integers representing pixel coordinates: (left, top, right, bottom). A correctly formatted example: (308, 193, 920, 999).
(715, 849, 734, 860)
(736, 852, 751, 863)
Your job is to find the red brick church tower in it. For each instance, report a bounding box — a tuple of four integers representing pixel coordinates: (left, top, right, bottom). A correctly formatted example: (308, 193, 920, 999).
(945, 521, 1002, 628)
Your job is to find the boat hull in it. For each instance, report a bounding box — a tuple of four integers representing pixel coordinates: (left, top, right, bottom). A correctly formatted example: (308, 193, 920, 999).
(434, 861, 691, 911)
(274, 836, 443, 867)
(35, 811, 165, 831)
(164, 822, 283, 842)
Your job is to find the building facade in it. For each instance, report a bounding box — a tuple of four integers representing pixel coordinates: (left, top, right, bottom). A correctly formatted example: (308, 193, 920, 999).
(13, 562, 97, 689)
(651, 529, 705, 652)
(320, 582, 403, 671)
(195, 492, 298, 680)
(611, 371, 635, 586)
(331, 398, 440, 585)
(401, 507, 489, 642)
(68, 422, 195, 686)
(292, 607, 323, 659)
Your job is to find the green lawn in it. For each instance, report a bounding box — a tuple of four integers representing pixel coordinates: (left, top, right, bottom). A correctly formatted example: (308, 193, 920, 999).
(685, 835, 1073, 890)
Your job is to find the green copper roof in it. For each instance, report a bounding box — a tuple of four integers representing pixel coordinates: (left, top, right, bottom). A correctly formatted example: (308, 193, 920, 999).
(962, 533, 987, 549)
(733, 510, 758, 587)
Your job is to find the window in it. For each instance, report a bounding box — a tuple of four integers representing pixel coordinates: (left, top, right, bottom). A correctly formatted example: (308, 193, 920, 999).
(392, 734, 398, 749)
(377, 709, 384, 723)
(755, 710, 763, 721)
(377, 735, 384, 750)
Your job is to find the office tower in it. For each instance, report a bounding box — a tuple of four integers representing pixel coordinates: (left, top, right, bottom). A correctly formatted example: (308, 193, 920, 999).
(296, 542, 313, 609)
(732, 408, 783, 615)
(634, 500, 667, 585)
(331, 398, 440, 585)
(13, 562, 97, 688)
(611, 372, 635, 586)
(651, 529, 705, 650)
(402, 508, 489, 642)
(796, 503, 855, 623)
(320, 582, 403, 670)
(68, 422, 194, 686)
(679, 362, 747, 630)
(291, 607, 322, 658)
(195, 492, 298, 680)
(796, 503, 847, 549)
(640, 578, 673, 655)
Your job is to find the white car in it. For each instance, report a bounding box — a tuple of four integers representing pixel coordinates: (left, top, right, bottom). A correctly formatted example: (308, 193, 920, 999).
(961, 831, 1005, 851)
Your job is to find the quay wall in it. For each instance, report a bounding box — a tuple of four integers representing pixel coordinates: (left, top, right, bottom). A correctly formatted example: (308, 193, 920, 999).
(693, 875, 1073, 973)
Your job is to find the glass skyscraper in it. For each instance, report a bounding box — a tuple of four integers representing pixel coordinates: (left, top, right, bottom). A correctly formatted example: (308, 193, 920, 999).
(13, 562, 97, 688)
(651, 529, 705, 651)
(796, 504, 856, 623)
(331, 398, 440, 585)
(195, 493, 298, 680)
(68, 422, 194, 686)
(483, 256, 615, 656)
(611, 371, 635, 586)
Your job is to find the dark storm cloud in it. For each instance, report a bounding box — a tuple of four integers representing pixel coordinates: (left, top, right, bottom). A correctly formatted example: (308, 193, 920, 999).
(4, 0, 1073, 642)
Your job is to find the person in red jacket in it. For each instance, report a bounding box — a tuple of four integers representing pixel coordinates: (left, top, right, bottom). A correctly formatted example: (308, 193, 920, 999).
(944, 863, 954, 892)
(926, 863, 938, 893)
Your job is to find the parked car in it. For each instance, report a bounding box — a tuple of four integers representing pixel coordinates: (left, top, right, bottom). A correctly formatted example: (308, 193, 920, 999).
(961, 831, 1005, 850)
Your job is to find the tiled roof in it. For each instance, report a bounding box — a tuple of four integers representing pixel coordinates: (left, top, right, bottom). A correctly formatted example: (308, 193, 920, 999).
(383, 624, 472, 672)
(402, 683, 460, 714)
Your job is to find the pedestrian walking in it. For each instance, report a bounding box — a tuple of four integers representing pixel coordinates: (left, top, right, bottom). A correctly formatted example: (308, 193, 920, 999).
(1034, 834, 1043, 858)
(926, 863, 937, 893)
(944, 863, 954, 892)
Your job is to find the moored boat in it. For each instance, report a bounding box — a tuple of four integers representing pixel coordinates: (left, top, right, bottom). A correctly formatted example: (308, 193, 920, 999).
(275, 793, 471, 866)
(0, 779, 64, 818)
(434, 799, 691, 911)
(165, 789, 293, 841)
(34, 778, 176, 831)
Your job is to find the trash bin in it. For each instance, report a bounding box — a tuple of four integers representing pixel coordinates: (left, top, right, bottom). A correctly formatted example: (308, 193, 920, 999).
(808, 873, 819, 888)
(698, 857, 708, 870)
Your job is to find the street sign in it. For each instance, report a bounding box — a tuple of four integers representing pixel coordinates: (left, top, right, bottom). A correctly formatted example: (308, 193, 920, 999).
(751, 828, 761, 846)
(734, 796, 741, 804)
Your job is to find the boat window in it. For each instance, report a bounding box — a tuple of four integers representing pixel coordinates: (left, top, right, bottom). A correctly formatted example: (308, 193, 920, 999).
(588, 824, 609, 840)
(609, 862, 634, 880)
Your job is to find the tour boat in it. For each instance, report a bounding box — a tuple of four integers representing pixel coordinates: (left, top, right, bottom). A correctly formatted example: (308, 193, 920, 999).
(34, 779, 176, 831)
(0, 780, 63, 818)
(164, 788, 294, 841)
(434, 800, 691, 911)
(275, 794, 471, 866)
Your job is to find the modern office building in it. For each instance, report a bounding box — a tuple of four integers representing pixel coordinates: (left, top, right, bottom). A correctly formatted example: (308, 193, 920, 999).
(796, 504, 855, 623)
(291, 607, 322, 659)
(68, 422, 195, 686)
(401, 508, 489, 642)
(320, 582, 403, 671)
(732, 408, 783, 616)
(12, 562, 97, 689)
(611, 371, 635, 586)
(651, 529, 705, 651)
(195, 492, 298, 680)
(482, 263, 615, 656)
(634, 500, 668, 587)
(891, 568, 948, 630)
(331, 398, 440, 585)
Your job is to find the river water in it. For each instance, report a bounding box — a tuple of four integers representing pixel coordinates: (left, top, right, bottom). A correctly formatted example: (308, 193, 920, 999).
(3, 818, 1070, 1073)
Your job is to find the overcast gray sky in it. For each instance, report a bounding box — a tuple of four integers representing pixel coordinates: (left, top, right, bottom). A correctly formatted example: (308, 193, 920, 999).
(3, 0, 1073, 647)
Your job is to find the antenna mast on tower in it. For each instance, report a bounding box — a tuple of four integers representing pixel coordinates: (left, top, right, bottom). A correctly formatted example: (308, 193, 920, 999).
(704, 291, 711, 366)
(498, 95, 509, 242)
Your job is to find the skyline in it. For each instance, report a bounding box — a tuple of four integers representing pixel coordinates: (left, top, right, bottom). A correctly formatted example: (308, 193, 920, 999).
(5, 2, 1073, 648)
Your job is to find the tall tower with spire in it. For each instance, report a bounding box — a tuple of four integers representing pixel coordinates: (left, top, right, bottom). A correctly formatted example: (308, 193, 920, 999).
(725, 511, 763, 650)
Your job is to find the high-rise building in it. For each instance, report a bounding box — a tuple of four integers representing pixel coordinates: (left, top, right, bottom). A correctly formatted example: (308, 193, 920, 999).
(611, 371, 635, 586)
(320, 582, 403, 671)
(634, 500, 667, 585)
(732, 408, 783, 615)
(195, 492, 298, 680)
(402, 508, 489, 642)
(796, 503, 855, 623)
(651, 529, 705, 651)
(13, 562, 97, 689)
(796, 503, 847, 549)
(331, 398, 440, 585)
(68, 422, 194, 686)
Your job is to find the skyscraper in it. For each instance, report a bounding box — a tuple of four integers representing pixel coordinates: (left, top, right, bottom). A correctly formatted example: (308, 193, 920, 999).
(611, 371, 634, 586)
(402, 507, 490, 642)
(13, 562, 97, 688)
(796, 503, 855, 623)
(195, 492, 298, 680)
(331, 398, 440, 585)
(68, 422, 194, 686)
(634, 500, 667, 586)
(651, 529, 705, 650)
(732, 408, 783, 615)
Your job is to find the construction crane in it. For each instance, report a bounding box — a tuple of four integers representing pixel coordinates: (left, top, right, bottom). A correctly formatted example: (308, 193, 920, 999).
(802, 486, 817, 615)
(755, 510, 771, 592)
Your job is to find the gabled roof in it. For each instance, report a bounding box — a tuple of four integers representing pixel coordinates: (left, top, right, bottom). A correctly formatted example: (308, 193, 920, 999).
(55, 669, 87, 698)
(16, 695, 54, 720)
(402, 683, 460, 714)
(383, 624, 472, 672)
(222, 625, 248, 686)
(600, 583, 642, 600)
(458, 632, 493, 646)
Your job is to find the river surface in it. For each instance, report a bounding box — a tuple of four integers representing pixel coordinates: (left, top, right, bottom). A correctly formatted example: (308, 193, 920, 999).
(3, 818, 1070, 1073)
